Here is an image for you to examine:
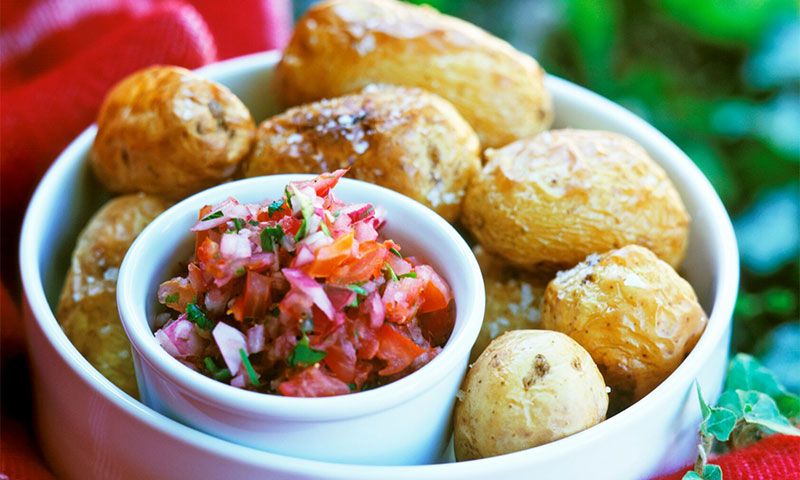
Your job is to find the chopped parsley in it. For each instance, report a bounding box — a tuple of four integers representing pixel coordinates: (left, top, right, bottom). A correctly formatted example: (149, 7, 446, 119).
(294, 219, 308, 241)
(231, 218, 245, 232)
(398, 271, 417, 279)
(384, 262, 399, 282)
(288, 334, 327, 367)
(390, 247, 402, 258)
(248, 219, 260, 226)
(186, 303, 213, 330)
(201, 211, 223, 221)
(268, 199, 284, 216)
(164, 293, 179, 304)
(239, 348, 260, 386)
(347, 284, 368, 296)
(260, 225, 284, 251)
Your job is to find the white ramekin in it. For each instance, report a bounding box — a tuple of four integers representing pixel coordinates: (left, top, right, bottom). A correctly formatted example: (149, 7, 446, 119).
(19, 51, 738, 480)
(116, 175, 485, 465)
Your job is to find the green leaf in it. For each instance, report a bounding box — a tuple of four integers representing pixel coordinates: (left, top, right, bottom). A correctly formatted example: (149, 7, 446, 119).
(702, 464, 723, 480)
(185, 303, 213, 330)
(239, 348, 261, 387)
(288, 334, 327, 367)
(232, 218, 245, 232)
(681, 471, 702, 480)
(201, 211, 223, 221)
(384, 262, 399, 282)
(347, 284, 367, 296)
(267, 199, 285, 216)
(260, 225, 284, 252)
(726, 353, 800, 419)
(390, 247, 402, 258)
(697, 383, 739, 442)
(738, 390, 800, 436)
(398, 271, 417, 279)
(164, 293, 179, 304)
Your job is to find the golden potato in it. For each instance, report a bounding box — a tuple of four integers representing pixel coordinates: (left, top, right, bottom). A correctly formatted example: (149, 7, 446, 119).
(462, 129, 690, 275)
(243, 85, 480, 221)
(454, 330, 608, 460)
(274, 0, 553, 148)
(471, 246, 546, 361)
(91, 66, 255, 199)
(541, 245, 707, 413)
(57, 193, 170, 397)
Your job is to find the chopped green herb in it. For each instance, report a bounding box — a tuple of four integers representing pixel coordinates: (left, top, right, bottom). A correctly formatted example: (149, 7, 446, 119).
(347, 284, 368, 296)
(288, 334, 327, 367)
(268, 199, 285, 216)
(348, 383, 356, 392)
(232, 218, 245, 232)
(248, 220, 260, 226)
(390, 247, 402, 258)
(234, 267, 246, 277)
(294, 219, 307, 241)
(271, 306, 280, 316)
(348, 297, 360, 308)
(213, 368, 232, 382)
(186, 303, 213, 330)
(239, 348, 261, 386)
(203, 356, 218, 373)
(384, 262, 398, 282)
(284, 186, 292, 204)
(201, 211, 223, 221)
(260, 225, 284, 251)
(164, 293, 179, 304)
(320, 221, 332, 237)
(398, 271, 417, 279)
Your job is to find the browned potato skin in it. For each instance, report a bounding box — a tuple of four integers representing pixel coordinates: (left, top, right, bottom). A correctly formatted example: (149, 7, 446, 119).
(541, 245, 707, 412)
(274, 0, 553, 148)
(243, 85, 481, 221)
(57, 193, 170, 397)
(462, 129, 690, 275)
(91, 66, 255, 199)
(471, 246, 546, 361)
(455, 330, 608, 460)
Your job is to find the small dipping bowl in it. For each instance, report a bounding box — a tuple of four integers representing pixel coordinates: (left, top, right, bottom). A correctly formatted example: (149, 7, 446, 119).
(117, 175, 485, 466)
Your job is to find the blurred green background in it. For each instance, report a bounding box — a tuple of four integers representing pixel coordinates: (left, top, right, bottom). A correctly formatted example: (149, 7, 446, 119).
(293, 0, 800, 391)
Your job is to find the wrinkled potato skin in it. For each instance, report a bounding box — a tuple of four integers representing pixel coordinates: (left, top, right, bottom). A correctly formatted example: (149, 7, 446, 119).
(455, 330, 608, 460)
(462, 129, 690, 275)
(243, 85, 480, 221)
(274, 0, 553, 148)
(471, 246, 546, 361)
(541, 245, 707, 412)
(57, 193, 170, 397)
(91, 66, 255, 199)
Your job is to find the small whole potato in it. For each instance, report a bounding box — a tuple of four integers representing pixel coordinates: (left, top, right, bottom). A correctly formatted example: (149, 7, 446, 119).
(454, 330, 608, 460)
(462, 129, 690, 275)
(57, 193, 170, 397)
(541, 245, 707, 413)
(471, 246, 546, 361)
(91, 66, 255, 199)
(274, 0, 553, 148)
(243, 85, 481, 221)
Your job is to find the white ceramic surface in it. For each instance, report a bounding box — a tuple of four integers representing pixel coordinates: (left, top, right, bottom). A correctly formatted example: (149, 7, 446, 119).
(19, 50, 738, 480)
(117, 175, 484, 465)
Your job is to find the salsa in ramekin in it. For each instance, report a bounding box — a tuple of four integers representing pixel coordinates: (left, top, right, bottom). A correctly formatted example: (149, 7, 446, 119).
(153, 170, 455, 397)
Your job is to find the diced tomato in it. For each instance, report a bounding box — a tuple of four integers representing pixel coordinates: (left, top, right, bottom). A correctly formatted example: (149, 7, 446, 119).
(376, 324, 425, 376)
(416, 265, 452, 314)
(353, 317, 379, 360)
(330, 241, 387, 285)
(158, 277, 197, 312)
(278, 366, 351, 397)
(305, 231, 354, 277)
(382, 277, 424, 324)
(197, 237, 219, 264)
(322, 330, 357, 383)
(195, 205, 213, 257)
(230, 271, 271, 321)
(418, 301, 455, 346)
(278, 216, 302, 237)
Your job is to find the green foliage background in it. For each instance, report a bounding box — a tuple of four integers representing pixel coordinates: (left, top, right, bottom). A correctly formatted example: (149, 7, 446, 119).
(293, 0, 800, 392)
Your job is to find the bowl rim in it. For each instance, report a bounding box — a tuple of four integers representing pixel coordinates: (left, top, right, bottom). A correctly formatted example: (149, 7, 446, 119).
(117, 174, 485, 421)
(19, 50, 739, 476)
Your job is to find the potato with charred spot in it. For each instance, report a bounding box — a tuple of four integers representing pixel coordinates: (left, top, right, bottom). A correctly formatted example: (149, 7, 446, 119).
(274, 0, 553, 148)
(243, 85, 480, 222)
(454, 330, 608, 460)
(541, 245, 707, 413)
(462, 129, 690, 276)
(57, 193, 170, 397)
(91, 66, 255, 199)
(471, 246, 546, 361)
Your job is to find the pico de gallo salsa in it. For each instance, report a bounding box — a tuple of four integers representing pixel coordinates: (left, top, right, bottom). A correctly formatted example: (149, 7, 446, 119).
(153, 170, 455, 397)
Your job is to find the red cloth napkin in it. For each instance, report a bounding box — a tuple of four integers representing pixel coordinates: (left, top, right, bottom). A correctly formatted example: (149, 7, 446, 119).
(0, 0, 290, 477)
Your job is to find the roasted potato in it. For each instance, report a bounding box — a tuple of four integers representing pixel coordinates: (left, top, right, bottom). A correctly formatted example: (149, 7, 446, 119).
(462, 129, 690, 275)
(91, 66, 255, 199)
(243, 85, 481, 221)
(454, 330, 608, 460)
(471, 246, 546, 361)
(57, 193, 170, 397)
(274, 0, 553, 148)
(541, 245, 707, 413)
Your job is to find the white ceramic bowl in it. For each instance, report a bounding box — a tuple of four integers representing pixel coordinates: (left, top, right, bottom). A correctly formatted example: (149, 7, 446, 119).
(117, 175, 484, 465)
(19, 51, 738, 480)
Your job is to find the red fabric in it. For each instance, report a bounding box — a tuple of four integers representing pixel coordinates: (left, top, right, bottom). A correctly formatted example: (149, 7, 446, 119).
(655, 434, 800, 480)
(0, 0, 290, 476)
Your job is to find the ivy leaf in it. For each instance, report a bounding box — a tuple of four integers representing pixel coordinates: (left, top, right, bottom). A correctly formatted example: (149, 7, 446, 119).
(723, 389, 800, 436)
(702, 464, 723, 480)
(287, 334, 327, 368)
(697, 383, 739, 442)
(726, 353, 800, 420)
(682, 471, 702, 480)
